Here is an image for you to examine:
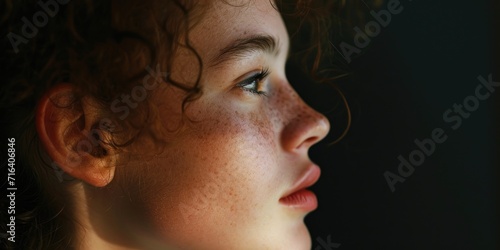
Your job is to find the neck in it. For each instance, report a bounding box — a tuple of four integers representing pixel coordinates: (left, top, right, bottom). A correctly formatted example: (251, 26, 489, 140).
(71, 183, 177, 250)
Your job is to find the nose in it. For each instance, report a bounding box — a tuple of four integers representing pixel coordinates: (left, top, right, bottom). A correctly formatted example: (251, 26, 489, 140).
(280, 87, 330, 153)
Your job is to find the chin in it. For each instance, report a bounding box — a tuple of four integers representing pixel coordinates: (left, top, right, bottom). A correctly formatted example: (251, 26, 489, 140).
(279, 220, 313, 250)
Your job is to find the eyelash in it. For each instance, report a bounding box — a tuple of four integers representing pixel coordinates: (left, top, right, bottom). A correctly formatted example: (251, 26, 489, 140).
(236, 68, 270, 96)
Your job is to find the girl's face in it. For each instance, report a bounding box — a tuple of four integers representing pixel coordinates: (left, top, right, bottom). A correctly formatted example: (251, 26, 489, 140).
(98, 0, 330, 249)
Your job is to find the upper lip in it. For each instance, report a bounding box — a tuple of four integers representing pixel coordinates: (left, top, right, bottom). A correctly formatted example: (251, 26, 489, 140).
(280, 165, 321, 199)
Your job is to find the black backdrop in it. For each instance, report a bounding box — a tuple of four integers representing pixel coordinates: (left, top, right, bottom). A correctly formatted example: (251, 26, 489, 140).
(289, 0, 499, 249)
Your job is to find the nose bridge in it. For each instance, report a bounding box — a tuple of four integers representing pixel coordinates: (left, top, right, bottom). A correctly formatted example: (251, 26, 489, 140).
(289, 90, 322, 124)
(277, 82, 330, 151)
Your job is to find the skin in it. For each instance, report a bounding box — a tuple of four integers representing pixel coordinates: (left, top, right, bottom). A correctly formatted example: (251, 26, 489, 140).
(37, 0, 330, 249)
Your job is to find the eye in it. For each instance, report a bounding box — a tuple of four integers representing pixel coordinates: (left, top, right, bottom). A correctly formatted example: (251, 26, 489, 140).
(236, 68, 270, 96)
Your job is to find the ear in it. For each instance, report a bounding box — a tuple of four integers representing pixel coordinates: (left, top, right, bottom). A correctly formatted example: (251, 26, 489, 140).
(36, 84, 117, 187)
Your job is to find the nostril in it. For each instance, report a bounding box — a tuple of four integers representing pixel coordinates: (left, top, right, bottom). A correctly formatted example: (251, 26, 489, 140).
(300, 136, 319, 149)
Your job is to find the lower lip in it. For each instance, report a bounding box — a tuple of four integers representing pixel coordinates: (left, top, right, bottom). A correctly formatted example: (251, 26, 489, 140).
(279, 189, 318, 211)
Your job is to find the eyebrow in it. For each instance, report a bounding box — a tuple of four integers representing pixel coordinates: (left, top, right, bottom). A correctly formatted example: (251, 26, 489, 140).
(209, 35, 281, 67)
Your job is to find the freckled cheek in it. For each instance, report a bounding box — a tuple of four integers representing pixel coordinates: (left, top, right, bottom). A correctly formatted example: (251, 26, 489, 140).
(184, 108, 278, 201)
(139, 105, 280, 228)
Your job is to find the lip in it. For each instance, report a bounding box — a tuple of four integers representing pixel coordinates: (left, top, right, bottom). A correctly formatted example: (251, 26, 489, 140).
(279, 165, 321, 211)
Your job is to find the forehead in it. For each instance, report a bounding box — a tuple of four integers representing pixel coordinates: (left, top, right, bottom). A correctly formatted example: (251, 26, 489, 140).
(189, 0, 289, 61)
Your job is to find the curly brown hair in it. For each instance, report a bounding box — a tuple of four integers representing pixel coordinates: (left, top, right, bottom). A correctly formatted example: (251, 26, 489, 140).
(0, 0, 379, 249)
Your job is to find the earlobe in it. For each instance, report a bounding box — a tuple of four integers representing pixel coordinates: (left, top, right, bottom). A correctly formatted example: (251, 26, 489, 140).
(36, 84, 116, 187)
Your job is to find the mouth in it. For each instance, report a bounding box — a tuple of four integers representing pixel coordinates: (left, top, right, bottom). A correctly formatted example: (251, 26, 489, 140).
(279, 165, 321, 211)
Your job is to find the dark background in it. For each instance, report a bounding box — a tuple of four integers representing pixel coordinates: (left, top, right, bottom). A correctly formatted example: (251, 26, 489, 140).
(288, 0, 499, 249)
